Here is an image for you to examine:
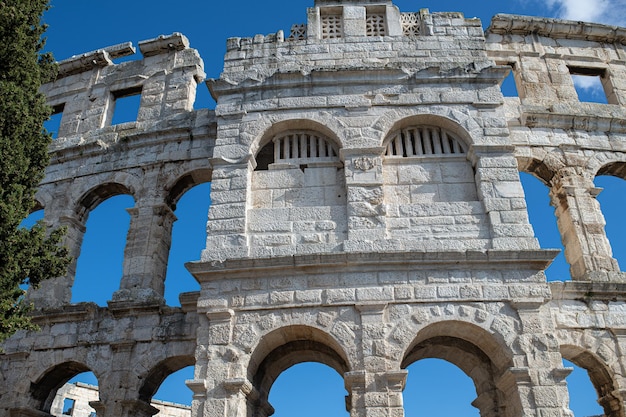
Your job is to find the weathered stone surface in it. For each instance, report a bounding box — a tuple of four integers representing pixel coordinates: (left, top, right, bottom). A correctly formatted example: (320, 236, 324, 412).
(4, 3, 626, 417)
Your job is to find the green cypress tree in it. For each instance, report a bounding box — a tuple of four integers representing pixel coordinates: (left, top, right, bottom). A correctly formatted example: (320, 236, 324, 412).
(0, 0, 70, 342)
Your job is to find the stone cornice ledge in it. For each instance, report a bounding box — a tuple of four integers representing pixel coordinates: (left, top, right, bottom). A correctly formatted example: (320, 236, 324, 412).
(488, 14, 626, 44)
(550, 278, 626, 301)
(187, 249, 559, 281)
(521, 105, 626, 133)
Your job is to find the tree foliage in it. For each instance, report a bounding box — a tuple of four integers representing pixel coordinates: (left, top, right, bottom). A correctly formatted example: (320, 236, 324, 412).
(0, 0, 70, 342)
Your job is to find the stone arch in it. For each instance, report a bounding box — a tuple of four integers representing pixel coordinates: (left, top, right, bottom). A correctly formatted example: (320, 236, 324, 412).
(30, 361, 96, 413)
(165, 168, 213, 209)
(587, 151, 626, 179)
(381, 114, 474, 155)
(75, 182, 135, 222)
(246, 116, 345, 160)
(516, 153, 562, 186)
(138, 355, 195, 402)
(374, 109, 483, 152)
(560, 344, 624, 417)
(401, 320, 517, 417)
(253, 119, 344, 169)
(248, 325, 351, 402)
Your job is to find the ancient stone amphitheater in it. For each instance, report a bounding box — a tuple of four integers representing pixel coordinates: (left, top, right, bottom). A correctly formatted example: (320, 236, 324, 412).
(3, 0, 626, 416)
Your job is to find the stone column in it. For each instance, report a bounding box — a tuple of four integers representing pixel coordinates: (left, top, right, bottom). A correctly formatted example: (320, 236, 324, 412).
(345, 371, 367, 417)
(506, 301, 574, 417)
(345, 370, 407, 417)
(550, 170, 620, 280)
(343, 150, 388, 252)
(26, 210, 86, 309)
(112, 200, 176, 305)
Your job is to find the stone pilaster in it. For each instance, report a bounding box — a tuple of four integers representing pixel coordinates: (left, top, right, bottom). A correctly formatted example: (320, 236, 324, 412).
(113, 201, 176, 304)
(511, 301, 574, 417)
(550, 171, 620, 280)
(343, 149, 388, 252)
(203, 158, 252, 262)
(471, 146, 540, 251)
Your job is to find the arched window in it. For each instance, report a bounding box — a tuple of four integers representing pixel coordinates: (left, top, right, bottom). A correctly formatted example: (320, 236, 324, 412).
(382, 121, 483, 247)
(51, 372, 100, 417)
(519, 172, 569, 281)
(269, 362, 348, 417)
(250, 128, 346, 257)
(165, 182, 210, 306)
(404, 358, 479, 417)
(563, 359, 605, 417)
(561, 345, 622, 417)
(594, 174, 626, 270)
(31, 363, 98, 415)
(255, 130, 340, 171)
(385, 125, 466, 158)
(152, 365, 195, 414)
(73, 193, 134, 305)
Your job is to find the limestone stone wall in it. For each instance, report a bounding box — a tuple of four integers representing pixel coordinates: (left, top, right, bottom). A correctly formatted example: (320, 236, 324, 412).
(50, 382, 191, 417)
(3, 1, 626, 417)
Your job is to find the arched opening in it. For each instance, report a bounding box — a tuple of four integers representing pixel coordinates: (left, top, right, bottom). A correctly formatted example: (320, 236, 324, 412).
(249, 123, 347, 257)
(139, 356, 195, 405)
(20, 208, 44, 229)
(30, 362, 98, 415)
(404, 358, 479, 417)
(519, 172, 569, 281)
(51, 371, 99, 417)
(561, 345, 623, 417)
(594, 171, 626, 271)
(402, 322, 516, 417)
(73, 190, 134, 306)
(381, 116, 486, 249)
(269, 362, 348, 417)
(249, 325, 351, 413)
(152, 365, 195, 414)
(19, 208, 45, 292)
(165, 174, 211, 306)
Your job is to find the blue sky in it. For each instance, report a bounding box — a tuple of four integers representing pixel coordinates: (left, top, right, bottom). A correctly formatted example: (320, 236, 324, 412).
(35, 0, 626, 416)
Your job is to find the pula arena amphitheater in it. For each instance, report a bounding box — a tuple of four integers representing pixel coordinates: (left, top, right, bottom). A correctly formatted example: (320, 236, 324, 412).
(4, 0, 626, 416)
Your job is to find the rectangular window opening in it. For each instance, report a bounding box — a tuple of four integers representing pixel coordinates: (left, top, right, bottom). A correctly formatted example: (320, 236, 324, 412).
(110, 86, 142, 125)
(44, 103, 64, 139)
(366, 6, 387, 36)
(500, 63, 520, 98)
(569, 67, 610, 104)
(320, 7, 343, 39)
(62, 398, 76, 416)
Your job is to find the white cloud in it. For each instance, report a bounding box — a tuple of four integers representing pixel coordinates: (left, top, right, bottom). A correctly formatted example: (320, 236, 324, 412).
(571, 75, 606, 102)
(543, 0, 626, 26)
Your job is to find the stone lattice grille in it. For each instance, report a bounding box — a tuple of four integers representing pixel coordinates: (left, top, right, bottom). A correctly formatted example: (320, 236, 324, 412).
(321, 14, 343, 39)
(288, 24, 307, 41)
(385, 126, 466, 157)
(366, 13, 387, 36)
(401, 12, 421, 36)
(272, 132, 339, 165)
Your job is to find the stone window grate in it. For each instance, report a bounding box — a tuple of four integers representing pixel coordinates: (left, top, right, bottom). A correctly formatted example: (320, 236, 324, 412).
(321, 15, 343, 39)
(401, 13, 421, 37)
(366, 13, 387, 36)
(385, 126, 466, 157)
(288, 23, 307, 41)
(273, 132, 339, 165)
